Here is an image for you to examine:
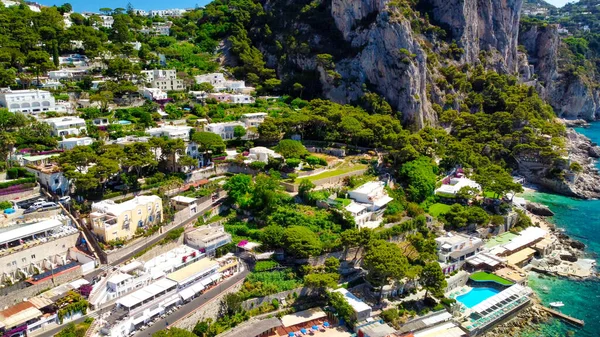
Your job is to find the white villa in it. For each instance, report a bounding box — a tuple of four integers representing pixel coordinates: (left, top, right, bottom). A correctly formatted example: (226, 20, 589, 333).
(435, 176, 481, 198)
(146, 125, 192, 141)
(42, 117, 87, 137)
(141, 69, 185, 91)
(0, 89, 55, 114)
(435, 232, 484, 273)
(204, 121, 246, 140)
(343, 181, 393, 229)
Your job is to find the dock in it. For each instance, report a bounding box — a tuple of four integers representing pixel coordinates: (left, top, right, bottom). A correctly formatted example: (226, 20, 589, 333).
(540, 306, 585, 326)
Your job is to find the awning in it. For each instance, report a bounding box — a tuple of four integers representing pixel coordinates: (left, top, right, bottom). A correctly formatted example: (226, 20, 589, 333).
(200, 278, 213, 287)
(179, 288, 195, 301)
(192, 283, 205, 294)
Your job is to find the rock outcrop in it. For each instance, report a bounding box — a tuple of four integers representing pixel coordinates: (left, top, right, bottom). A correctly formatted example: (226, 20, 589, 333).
(563, 128, 600, 198)
(430, 0, 523, 73)
(520, 24, 600, 120)
(526, 202, 555, 216)
(482, 304, 550, 337)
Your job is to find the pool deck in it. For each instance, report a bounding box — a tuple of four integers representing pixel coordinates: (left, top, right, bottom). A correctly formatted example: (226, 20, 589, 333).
(484, 232, 518, 248)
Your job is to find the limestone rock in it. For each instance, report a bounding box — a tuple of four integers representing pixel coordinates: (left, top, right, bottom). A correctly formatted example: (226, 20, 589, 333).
(526, 202, 555, 216)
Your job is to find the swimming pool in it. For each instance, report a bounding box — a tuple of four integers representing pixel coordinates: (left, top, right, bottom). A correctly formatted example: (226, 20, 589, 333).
(456, 287, 500, 308)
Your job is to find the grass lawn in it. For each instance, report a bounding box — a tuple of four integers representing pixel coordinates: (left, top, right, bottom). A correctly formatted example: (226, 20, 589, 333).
(301, 163, 368, 183)
(470, 271, 514, 286)
(429, 203, 452, 217)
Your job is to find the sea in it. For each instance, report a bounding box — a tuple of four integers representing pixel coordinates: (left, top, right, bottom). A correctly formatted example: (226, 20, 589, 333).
(35, 0, 212, 12)
(520, 123, 600, 337)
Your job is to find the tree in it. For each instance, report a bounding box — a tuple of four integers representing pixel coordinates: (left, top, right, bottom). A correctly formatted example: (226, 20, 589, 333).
(262, 225, 285, 248)
(327, 291, 353, 323)
(223, 293, 243, 315)
(178, 155, 197, 171)
(283, 226, 321, 258)
(293, 82, 304, 97)
(233, 125, 247, 140)
(223, 174, 252, 207)
(0, 68, 16, 87)
(26, 51, 54, 84)
(399, 157, 438, 203)
(324, 257, 340, 273)
(195, 82, 215, 92)
(153, 328, 197, 337)
(286, 158, 301, 169)
(305, 155, 320, 169)
(304, 273, 338, 292)
(90, 91, 113, 112)
(473, 164, 523, 199)
(362, 240, 408, 302)
(274, 139, 307, 159)
(192, 131, 225, 153)
(298, 178, 315, 199)
(419, 262, 447, 299)
(258, 118, 281, 142)
(123, 142, 157, 177)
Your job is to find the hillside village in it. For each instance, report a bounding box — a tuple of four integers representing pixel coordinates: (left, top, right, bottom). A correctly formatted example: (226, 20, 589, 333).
(0, 1, 598, 337)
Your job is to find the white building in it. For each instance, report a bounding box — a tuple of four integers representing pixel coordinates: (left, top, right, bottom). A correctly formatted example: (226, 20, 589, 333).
(58, 137, 94, 150)
(348, 181, 393, 212)
(194, 73, 253, 93)
(0, 88, 55, 114)
(140, 87, 168, 101)
(141, 69, 185, 91)
(245, 146, 281, 163)
(146, 125, 192, 141)
(230, 94, 255, 104)
(43, 117, 87, 137)
(148, 8, 187, 17)
(241, 112, 267, 127)
(184, 225, 232, 256)
(204, 121, 246, 140)
(435, 177, 481, 198)
(333, 288, 372, 322)
(48, 70, 74, 80)
(435, 232, 484, 273)
(140, 22, 171, 36)
(98, 15, 114, 28)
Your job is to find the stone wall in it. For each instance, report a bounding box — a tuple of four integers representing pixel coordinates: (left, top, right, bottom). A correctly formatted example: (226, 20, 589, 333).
(135, 236, 184, 262)
(0, 184, 39, 202)
(187, 164, 258, 183)
(445, 270, 470, 293)
(1, 266, 82, 305)
(172, 280, 244, 331)
(281, 169, 368, 192)
(241, 287, 315, 310)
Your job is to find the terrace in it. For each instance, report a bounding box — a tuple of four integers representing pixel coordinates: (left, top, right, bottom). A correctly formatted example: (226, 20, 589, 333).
(0, 217, 75, 257)
(469, 271, 513, 286)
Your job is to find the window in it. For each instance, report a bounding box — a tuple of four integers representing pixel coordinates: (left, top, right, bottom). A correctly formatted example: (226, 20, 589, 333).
(137, 209, 142, 215)
(12, 261, 16, 265)
(31, 254, 36, 259)
(138, 220, 143, 227)
(22, 258, 26, 262)
(55, 178, 59, 184)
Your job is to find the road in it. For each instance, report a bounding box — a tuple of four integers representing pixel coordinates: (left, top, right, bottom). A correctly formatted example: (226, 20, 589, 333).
(34, 266, 248, 337)
(136, 267, 249, 337)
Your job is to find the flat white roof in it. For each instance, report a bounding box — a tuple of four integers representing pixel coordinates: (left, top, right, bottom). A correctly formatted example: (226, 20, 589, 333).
(471, 284, 531, 314)
(58, 137, 93, 143)
(413, 321, 465, 337)
(502, 227, 547, 252)
(351, 181, 385, 195)
(345, 202, 367, 214)
(91, 195, 161, 217)
(120, 260, 143, 273)
(117, 278, 177, 308)
(171, 196, 197, 204)
(167, 258, 219, 284)
(108, 273, 132, 285)
(43, 117, 85, 126)
(333, 288, 371, 314)
(0, 219, 63, 246)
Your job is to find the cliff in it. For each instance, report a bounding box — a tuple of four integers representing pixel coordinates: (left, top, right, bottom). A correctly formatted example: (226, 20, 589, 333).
(520, 24, 600, 121)
(430, 0, 523, 73)
(255, 0, 525, 127)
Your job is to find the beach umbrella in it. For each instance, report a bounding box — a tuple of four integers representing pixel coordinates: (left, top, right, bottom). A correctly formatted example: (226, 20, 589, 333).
(312, 325, 319, 331)
(323, 322, 330, 328)
(288, 332, 295, 337)
(300, 328, 307, 334)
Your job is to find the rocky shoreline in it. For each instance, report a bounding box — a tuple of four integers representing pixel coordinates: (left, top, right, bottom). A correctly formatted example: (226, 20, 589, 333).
(563, 128, 600, 199)
(481, 303, 551, 337)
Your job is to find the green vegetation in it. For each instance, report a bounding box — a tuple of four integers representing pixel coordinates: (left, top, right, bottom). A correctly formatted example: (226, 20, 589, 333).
(239, 269, 302, 300)
(470, 271, 514, 286)
(428, 203, 452, 217)
(301, 163, 367, 183)
(55, 318, 95, 337)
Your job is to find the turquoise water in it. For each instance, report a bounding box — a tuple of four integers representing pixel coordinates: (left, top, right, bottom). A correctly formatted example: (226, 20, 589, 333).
(36, 0, 212, 12)
(520, 123, 600, 337)
(456, 287, 500, 308)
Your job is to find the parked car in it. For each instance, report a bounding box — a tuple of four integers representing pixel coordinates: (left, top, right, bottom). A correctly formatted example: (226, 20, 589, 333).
(59, 196, 71, 204)
(24, 205, 41, 214)
(39, 202, 58, 211)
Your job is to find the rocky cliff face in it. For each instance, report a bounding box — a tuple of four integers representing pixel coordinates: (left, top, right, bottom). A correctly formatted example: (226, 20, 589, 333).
(430, 0, 523, 73)
(520, 24, 600, 120)
(259, 0, 525, 127)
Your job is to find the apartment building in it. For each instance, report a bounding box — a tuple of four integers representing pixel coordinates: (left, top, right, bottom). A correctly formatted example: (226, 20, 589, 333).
(146, 125, 192, 141)
(435, 232, 484, 273)
(204, 121, 246, 140)
(184, 225, 232, 256)
(141, 69, 185, 91)
(240, 112, 267, 127)
(194, 73, 253, 93)
(90, 195, 163, 243)
(42, 117, 87, 137)
(58, 137, 94, 150)
(0, 89, 56, 114)
(140, 87, 168, 101)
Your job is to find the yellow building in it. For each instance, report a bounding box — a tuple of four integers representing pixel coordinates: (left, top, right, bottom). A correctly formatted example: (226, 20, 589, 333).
(90, 195, 163, 243)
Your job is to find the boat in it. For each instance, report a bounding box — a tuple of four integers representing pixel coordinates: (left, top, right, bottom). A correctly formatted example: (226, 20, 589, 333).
(540, 286, 549, 293)
(550, 301, 565, 308)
